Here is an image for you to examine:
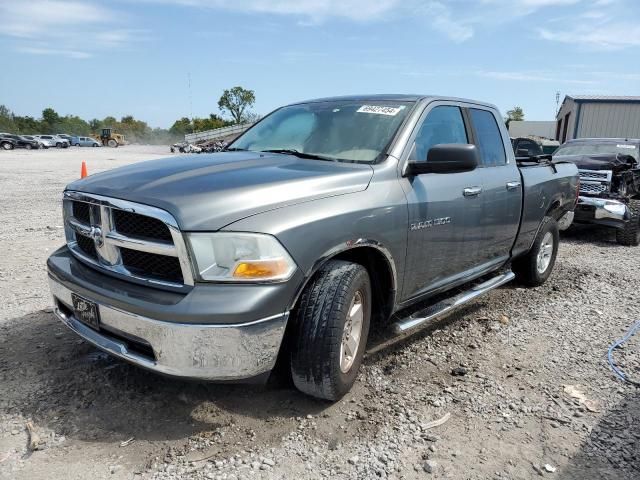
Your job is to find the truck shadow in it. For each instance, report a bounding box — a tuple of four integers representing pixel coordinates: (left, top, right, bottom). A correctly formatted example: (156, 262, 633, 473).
(0, 310, 327, 445)
(559, 387, 640, 479)
(561, 223, 619, 246)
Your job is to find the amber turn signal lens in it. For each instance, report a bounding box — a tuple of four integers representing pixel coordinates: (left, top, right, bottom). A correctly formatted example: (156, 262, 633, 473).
(233, 259, 290, 279)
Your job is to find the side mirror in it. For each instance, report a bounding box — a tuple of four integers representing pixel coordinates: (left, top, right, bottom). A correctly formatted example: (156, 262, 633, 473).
(407, 144, 479, 175)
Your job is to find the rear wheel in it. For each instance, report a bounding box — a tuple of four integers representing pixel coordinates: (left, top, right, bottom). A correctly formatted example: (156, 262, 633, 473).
(1, 142, 13, 150)
(56, 142, 62, 148)
(513, 216, 559, 287)
(107, 139, 118, 148)
(290, 260, 371, 401)
(25, 144, 32, 150)
(616, 199, 640, 246)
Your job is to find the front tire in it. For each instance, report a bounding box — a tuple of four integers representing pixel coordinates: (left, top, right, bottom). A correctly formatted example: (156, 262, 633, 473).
(513, 216, 559, 287)
(290, 260, 371, 401)
(1, 142, 13, 150)
(25, 144, 32, 150)
(107, 139, 118, 148)
(616, 199, 640, 246)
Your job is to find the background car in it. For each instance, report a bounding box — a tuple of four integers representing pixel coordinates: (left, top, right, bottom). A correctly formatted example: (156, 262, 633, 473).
(35, 135, 69, 148)
(1, 134, 40, 150)
(71, 136, 101, 147)
(21, 135, 49, 149)
(0, 135, 17, 150)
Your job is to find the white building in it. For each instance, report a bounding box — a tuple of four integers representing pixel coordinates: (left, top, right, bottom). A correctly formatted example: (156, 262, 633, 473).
(508, 121, 556, 139)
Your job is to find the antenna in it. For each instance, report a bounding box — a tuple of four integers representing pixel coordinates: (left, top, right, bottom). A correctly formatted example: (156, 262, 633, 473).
(188, 72, 193, 123)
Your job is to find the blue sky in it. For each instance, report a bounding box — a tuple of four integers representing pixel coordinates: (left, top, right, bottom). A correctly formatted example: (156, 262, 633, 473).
(1, 0, 639, 128)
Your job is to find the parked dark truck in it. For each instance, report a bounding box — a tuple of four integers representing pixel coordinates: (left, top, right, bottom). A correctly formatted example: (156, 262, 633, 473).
(47, 95, 579, 400)
(554, 138, 640, 245)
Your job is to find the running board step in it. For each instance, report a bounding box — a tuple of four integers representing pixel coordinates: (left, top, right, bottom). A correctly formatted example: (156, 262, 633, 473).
(392, 270, 515, 334)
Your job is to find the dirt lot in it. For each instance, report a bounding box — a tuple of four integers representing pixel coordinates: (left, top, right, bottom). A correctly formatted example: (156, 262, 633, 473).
(0, 145, 638, 480)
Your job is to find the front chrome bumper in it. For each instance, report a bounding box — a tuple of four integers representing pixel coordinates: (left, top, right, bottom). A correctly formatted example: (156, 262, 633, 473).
(575, 196, 630, 227)
(49, 276, 289, 381)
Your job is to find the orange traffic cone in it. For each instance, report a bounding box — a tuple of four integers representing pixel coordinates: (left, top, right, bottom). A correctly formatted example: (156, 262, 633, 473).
(81, 161, 88, 178)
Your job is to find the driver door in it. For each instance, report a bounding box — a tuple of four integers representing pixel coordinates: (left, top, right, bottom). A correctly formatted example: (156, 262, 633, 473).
(400, 104, 485, 302)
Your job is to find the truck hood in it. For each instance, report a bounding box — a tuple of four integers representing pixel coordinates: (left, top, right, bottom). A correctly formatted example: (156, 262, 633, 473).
(67, 152, 374, 230)
(556, 153, 637, 173)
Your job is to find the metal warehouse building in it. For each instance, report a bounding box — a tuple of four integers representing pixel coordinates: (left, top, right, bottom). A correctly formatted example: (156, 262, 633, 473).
(555, 95, 640, 142)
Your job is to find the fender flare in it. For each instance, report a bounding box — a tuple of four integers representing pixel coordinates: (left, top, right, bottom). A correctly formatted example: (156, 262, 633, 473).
(287, 238, 398, 311)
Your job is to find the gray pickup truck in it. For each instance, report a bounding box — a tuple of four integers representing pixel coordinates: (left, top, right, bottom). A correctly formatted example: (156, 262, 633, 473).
(47, 95, 578, 400)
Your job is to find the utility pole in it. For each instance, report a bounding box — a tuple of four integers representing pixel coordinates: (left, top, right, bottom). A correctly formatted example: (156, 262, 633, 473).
(188, 72, 194, 126)
(555, 91, 561, 117)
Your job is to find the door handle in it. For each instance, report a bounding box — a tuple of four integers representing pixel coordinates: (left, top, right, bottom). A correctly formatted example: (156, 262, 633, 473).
(463, 186, 482, 197)
(506, 181, 521, 190)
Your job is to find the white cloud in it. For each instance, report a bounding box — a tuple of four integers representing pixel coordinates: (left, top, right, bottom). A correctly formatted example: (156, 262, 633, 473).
(539, 23, 640, 49)
(17, 46, 93, 59)
(0, 0, 138, 58)
(146, 0, 400, 22)
(477, 70, 599, 85)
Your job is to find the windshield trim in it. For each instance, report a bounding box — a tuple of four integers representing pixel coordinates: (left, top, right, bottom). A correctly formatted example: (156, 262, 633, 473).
(227, 99, 419, 165)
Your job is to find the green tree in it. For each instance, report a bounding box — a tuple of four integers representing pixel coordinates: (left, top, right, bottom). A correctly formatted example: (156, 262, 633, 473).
(218, 86, 256, 125)
(505, 106, 524, 128)
(169, 117, 193, 136)
(0, 105, 15, 132)
(41, 107, 60, 132)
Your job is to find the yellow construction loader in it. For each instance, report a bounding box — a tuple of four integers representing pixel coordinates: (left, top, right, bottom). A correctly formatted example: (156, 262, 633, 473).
(92, 128, 126, 148)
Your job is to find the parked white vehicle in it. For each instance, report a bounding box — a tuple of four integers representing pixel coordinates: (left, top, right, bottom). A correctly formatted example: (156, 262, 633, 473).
(35, 135, 70, 148)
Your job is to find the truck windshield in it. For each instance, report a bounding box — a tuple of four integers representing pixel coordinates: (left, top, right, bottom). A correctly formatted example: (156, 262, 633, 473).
(555, 143, 638, 161)
(230, 101, 414, 163)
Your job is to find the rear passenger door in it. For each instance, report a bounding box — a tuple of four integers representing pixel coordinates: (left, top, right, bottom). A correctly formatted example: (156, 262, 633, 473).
(469, 108, 521, 265)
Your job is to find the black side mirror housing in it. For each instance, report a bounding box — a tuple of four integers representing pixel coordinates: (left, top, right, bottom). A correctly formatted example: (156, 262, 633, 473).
(516, 148, 530, 156)
(407, 143, 479, 175)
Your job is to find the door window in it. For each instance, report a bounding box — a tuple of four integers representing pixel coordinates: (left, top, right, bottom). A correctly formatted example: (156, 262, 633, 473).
(469, 109, 506, 166)
(411, 106, 468, 161)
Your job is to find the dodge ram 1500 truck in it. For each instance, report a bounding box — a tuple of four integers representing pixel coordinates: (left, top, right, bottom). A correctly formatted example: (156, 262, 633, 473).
(47, 95, 579, 400)
(554, 138, 640, 245)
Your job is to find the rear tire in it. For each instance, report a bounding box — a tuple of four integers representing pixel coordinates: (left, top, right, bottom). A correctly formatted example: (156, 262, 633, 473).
(1, 142, 13, 150)
(616, 200, 640, 246)
(25, 144, 32, 150)
(107, 139, 118, 148)
(290, 260, 371, 401)
(513, 216, 559, 287)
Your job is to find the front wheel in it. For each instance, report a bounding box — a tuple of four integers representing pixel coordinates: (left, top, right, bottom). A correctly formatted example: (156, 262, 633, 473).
(107, 139, 118, 147)
(1, 142, 13, 150)
(290, 260, 371, 401)
(25, 144, 32, 150)
(513, 216, 559, 287)
(616, 200, 640, 246)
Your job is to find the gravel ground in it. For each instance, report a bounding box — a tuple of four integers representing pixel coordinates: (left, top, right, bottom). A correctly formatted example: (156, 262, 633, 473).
(0, 146, 638, 480)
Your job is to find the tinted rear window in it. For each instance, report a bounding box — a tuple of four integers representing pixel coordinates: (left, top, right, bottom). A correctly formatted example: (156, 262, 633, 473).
(470, 109, 506, 166)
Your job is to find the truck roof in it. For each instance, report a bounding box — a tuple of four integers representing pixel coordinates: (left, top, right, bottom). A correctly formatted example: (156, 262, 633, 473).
(287, 94, 499, 110)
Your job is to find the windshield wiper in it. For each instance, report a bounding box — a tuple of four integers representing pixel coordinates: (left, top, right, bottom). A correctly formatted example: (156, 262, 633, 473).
(223, 147, 248, 152)
(261, 149, 338, 162)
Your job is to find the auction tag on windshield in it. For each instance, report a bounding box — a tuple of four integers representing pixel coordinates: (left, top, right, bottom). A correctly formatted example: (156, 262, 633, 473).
(617, 144, 636, 149)
(357, 105, 405, 116)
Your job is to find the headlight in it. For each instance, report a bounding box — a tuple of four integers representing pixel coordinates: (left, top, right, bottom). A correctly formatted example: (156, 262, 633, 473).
(187, 232, 296, 282)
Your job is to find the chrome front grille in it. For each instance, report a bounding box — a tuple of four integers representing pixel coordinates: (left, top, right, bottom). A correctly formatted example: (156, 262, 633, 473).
(578, 169, 612, 196)
(63, 191, 194, 289)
